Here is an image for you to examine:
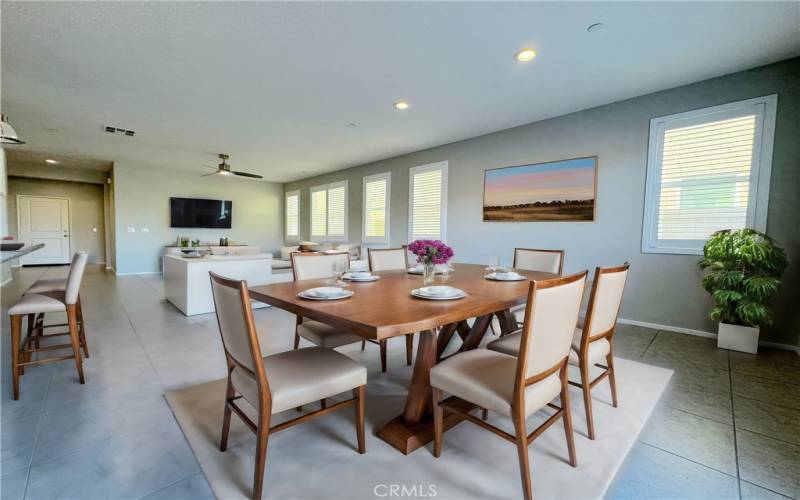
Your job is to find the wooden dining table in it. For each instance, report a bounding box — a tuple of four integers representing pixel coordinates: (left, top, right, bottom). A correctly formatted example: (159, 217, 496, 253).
(248, 263, 558, 454)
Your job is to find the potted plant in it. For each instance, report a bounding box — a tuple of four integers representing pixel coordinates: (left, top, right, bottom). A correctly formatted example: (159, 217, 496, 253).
(408, 239, 454, 286)
(699, 228, 787, 353)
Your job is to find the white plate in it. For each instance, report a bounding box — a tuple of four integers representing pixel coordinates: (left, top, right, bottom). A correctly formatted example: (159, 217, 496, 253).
(418, 286, 458, 297)
(485, 272, 526, 281)
(342, 273, 379, 282)
(298, 288, 354, 300)
(411, 288, 466, 300)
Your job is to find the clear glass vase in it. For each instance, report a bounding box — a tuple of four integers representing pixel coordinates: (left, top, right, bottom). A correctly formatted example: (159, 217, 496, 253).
(423, 260, 436, 286)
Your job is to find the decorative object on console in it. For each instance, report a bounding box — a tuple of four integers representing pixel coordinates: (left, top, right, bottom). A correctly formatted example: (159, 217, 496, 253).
(408, 239, 454, 286)
(483, 156, 597, 222)
(699, 228, 787, 354)
(298, 241, 320, 252)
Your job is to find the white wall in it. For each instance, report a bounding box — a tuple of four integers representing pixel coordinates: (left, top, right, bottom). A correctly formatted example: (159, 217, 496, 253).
(113, 163, 283, 274)
(286, 58, 800, 346)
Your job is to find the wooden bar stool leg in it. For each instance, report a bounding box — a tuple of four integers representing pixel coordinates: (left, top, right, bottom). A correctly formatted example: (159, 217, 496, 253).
(66, 304, 85, 384)
(77, 295, 89, 358)
(10, 315, 22, 400)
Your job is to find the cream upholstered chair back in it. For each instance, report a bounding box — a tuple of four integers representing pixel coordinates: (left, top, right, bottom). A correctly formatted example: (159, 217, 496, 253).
(64, 252, 89, 305)
(518, 272, 587, 379)
(291, 252, 349, 281)
(368, 247, 407, 271)
(209, 272, 261, 372)
(513, 248, 564, 275)
(585, 264, 630, 338)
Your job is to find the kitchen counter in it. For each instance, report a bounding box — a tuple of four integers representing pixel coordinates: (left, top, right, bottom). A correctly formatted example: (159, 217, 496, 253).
(1, 243, 45, 263)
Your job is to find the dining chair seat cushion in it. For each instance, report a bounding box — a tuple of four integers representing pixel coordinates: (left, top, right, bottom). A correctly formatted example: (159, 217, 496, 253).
(24, 278, 67, 295)
(231, 346, 367, 413)
(568, 329, 611, 366)
(430, 349, 561, 418)
(9, 291, 67, 315)
(297, 320, 363, 348)
(486, 331, 523, 357)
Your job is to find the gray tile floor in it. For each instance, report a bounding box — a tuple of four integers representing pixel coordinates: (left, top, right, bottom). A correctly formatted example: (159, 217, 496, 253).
(1, 266, 798, 499)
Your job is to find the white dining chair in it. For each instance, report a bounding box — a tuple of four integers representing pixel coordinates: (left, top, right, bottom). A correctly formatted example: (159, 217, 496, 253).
(7, 252, 89, 399)
(367, 247, 414, 368)
(491, 248, 565, 335)
(210, 271, 367, 500)
(487, 263, 629, 440)
(430, 271, 587, 500)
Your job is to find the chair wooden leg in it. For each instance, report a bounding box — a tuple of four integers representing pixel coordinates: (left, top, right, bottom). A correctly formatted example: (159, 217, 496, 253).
(353, 386, 366, 454)
(77, 296, 89, 358)
(66, 304, 85, 384)
(293, 332, 300, 350)
(512, 405, 533, 500)
(431, 387, 443, 458)
(10, 315, 22, 400)
(220, 375, 235, 451)
(361, 340, 366, 351)
(379, 340, 387, 373)
(405, 334, 413, 366)
(607, 352, 618, 408)
(320, 398, 327, 409)
(560, 363, 578, 467)
(252, 412, 271, 500)
(481, 408, 489, 421)
(580, 361, 595, 440)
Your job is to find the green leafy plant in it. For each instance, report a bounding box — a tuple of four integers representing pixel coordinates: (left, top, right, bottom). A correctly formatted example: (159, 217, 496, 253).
(698, 229, 787, 327)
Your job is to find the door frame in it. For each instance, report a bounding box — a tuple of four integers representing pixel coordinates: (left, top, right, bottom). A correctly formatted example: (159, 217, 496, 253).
(15, 194, 73, 266)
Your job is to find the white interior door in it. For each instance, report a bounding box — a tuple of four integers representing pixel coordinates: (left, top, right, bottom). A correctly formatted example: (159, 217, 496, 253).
(17, 195, 71, 266)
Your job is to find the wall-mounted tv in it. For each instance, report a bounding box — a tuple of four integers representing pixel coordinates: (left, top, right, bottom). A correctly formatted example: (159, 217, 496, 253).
(170, 197, 232, 228)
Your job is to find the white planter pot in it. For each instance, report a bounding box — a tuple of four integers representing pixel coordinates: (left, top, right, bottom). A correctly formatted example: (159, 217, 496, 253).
(717, 322, 759, 354)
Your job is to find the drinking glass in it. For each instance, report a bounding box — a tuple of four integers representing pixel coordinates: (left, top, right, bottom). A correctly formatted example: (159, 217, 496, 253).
(486, 255, 500, 274)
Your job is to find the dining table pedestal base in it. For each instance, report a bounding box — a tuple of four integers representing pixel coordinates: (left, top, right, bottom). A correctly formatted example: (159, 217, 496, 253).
(376, 397, 476, 455)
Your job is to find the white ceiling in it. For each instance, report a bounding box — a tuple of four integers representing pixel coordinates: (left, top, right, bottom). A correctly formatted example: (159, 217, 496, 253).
(2, 2, 798, 183)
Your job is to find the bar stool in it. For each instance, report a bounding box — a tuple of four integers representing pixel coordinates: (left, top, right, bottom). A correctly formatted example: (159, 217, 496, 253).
(8, 252, 89, 400)
(22, 257, 89, 358)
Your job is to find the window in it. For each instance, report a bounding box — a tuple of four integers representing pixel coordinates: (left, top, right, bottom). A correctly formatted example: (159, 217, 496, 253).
(409, 161, 448, 241)
(310, 181, 348, 241)
(362, 172, 391, 244)
(642, 96, 776, 255)
(285, 190, 299, 239)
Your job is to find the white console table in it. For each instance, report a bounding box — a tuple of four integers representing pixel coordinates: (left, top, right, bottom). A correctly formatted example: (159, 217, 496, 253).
(163, 253, 293, 316)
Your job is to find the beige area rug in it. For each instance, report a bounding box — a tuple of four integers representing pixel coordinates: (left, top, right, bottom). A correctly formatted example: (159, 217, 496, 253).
(165, 348, 671, 500)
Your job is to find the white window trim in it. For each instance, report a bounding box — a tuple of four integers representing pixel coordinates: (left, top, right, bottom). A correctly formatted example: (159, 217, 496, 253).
(408, 161, 448, 242)
(641, 95, 777, 255)
(285, 190, 300, 241)
(309, 180, 349, 242)
(362, 172, 391, 245)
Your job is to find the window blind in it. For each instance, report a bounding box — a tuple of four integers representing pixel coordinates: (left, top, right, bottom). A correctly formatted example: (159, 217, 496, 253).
(310, 189, 327, 237)
(657, 115, 756, 240)
(285, 192, 299, 237)
(327, 185, 346, 237)
(642, 95, 776, 255)
(410, 163, 447, 240)
(364, 176, 388, 240)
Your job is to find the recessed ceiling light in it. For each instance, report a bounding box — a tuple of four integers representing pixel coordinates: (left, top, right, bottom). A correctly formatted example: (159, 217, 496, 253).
(347, 123, 357, 128)
(587, 23, 605, 33)
(514, 48, 537, 62)
(45, 159, 58, 164)
(393, 101, 409, 111)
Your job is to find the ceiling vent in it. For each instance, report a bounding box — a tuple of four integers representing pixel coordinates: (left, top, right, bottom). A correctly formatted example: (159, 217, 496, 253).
(104, 126, 135, 137)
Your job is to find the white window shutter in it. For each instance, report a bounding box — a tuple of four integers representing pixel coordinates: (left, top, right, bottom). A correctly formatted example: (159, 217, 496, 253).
(285, 191, 299, 238)
(310, 181, 349, 241)
(327, 185, 346, 237)
(363, 173, 390, 243)
(642, 95, 777, 254)
(311, 189, 327, 238)
(409, 162, 448, 241)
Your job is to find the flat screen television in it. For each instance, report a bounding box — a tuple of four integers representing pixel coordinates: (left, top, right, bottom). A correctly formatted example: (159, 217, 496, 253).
(170, 197, 232, 228)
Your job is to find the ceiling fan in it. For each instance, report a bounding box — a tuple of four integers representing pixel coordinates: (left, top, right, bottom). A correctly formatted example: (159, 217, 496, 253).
(202, 154, 263, 179)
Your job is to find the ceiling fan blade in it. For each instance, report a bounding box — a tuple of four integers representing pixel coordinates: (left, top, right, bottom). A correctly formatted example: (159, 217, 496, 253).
(203, 164, 219, 170)
(200, 172, 219, 177)
(232, 171, 263, 179)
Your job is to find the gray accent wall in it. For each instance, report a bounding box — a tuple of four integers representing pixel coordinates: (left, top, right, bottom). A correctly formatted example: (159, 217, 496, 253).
(113, 163, 284, 274)
(286, 58, 799, 347)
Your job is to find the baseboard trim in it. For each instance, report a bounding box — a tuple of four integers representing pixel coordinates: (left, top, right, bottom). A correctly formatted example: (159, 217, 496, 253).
(113, 271, 162, 276)
(617, 317, 799, 353)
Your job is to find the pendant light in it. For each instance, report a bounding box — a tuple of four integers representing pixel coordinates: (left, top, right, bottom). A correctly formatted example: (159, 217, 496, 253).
(1, 114, 25, 144)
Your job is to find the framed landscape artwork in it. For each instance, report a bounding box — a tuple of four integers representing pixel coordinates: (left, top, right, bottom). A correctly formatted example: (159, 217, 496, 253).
(483, 156, 597, 222)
